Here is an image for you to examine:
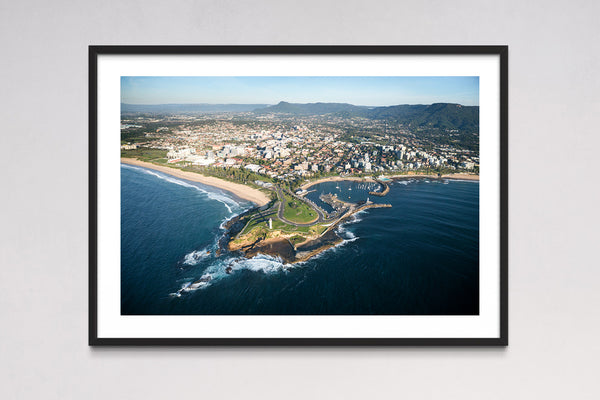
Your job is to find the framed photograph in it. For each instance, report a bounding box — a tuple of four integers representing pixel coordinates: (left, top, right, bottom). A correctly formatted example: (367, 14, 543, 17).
(90, 45, 508, 345)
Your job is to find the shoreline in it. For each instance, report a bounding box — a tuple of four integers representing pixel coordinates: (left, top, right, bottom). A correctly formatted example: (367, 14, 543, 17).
(226, 203, 391, 264)
(300, 173, 479, 189)
(121, 158, 270, 206)
(391, 173, 480, 181)
(300, 176, 376, 190)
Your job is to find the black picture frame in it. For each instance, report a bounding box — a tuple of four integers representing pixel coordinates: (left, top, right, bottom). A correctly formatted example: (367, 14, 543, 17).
(90, 45, 508, 346)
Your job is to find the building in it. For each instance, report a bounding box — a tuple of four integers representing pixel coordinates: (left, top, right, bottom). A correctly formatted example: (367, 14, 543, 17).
(245, 164, 261, 173)
(167, 147, 196, 160)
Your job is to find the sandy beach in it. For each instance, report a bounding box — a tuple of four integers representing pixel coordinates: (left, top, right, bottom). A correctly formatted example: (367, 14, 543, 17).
(121, 158, 270, 206)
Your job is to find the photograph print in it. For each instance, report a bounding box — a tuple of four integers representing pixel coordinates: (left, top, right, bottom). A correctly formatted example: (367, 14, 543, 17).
(91, 47, 507, 345)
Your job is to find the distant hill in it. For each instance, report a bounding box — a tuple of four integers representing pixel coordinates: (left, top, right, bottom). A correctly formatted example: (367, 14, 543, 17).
(254, 101, 368, 115)
(254, 101, 479, 131)
(366, 103, 479, 131)
(121, 103, 270, 113)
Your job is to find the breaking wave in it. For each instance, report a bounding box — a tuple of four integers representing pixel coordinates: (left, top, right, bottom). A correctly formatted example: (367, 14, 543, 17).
(347, 209, 367, 224)
(182, 248, 211, 266)
(230, 254, 289, 274)
(122, 164, 241, 214)
(171, 253, 290, 297)
(395, 179, 414, 186)
(336, 223, 359, 243)
(219, 213, 239, 230)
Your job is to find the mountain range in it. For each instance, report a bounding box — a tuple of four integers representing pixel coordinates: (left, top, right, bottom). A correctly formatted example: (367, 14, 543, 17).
(121, 101, 479, 132)
(254, 101, 479, 131)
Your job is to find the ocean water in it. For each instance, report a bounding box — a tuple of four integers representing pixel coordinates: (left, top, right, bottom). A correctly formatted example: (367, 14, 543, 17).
(121, 165, 479, 315)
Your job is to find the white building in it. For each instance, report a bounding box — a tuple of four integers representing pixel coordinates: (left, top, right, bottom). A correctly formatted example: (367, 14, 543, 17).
(167, 147, 196, 160)
(245, 164, 261, 173)
(185, 155, 215, 166)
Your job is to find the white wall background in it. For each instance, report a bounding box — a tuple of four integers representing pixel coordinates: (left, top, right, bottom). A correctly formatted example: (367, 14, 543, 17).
(1, 1, 598, 399)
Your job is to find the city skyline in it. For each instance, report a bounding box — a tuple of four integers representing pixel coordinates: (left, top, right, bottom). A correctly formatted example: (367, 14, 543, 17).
(121, 76, 479, 106)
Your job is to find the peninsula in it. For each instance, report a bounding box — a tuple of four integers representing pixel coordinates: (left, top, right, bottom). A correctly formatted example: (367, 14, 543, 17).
(120, 99, 479, 264)
(121, 156, 479, 264)
(122, 156, 391, 264)
(221, 183, 391, 264)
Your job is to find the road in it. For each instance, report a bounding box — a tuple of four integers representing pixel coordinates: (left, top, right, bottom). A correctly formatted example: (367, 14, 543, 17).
(239, 185, 346, 234)
(273, 185, 344, 227)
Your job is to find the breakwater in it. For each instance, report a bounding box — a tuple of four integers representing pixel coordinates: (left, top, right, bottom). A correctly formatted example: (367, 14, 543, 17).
(368, 180, 390, 197)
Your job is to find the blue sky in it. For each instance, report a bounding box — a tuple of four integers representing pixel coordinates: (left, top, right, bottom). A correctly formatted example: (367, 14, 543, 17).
(121, 76, 479, 106)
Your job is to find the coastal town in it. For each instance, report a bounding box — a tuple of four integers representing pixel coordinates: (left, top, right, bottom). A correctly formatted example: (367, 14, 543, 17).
(121, 106, 479, 265)
(121, 109, 479, 190)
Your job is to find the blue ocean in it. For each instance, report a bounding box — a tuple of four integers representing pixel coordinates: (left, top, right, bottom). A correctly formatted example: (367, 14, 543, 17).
(121, 164, 479, 315)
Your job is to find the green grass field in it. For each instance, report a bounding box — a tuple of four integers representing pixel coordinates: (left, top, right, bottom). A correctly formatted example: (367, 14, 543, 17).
(121, 148, 167, 161)
(270, 218, 310, 233)
(282, 193, 317, 224)
(239, 209, 327, 239)
(240, 211, 277, 236)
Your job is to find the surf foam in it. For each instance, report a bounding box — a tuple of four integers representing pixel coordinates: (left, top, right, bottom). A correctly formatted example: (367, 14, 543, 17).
(182, 249, 211, 266)
(123, 164, 241, 214)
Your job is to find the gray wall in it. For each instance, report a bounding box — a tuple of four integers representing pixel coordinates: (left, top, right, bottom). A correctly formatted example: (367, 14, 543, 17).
(1, 1, 599, 399)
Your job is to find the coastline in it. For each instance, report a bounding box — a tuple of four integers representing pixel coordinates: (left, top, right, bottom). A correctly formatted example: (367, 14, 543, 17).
(121, 158, 270, 206)
(300, 176, 376, 190)
(224, 202, 391, 264)
(300, 173, 479, 189)
(392, 173, 480, 181)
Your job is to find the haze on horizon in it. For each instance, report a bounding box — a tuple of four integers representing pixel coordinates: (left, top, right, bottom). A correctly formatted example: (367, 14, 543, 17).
(121, 76, 479, 107)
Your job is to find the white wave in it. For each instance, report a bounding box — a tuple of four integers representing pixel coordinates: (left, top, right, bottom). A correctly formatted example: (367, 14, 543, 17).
(182, 248, 211, 266)
(304, 231, 358, 263)
(173, 273, 214, 295)
(173, 253, 291, 297)
(336, 224, 358, 240)
(123, 164, 241, 214)
(338, 235, 359, 246)
(347, 209, 367, 223)
(219, 210, 250, 230)
(336, 213, 359, 238)
(344, 230, 356, 240)
(230, 254, 288, 274)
